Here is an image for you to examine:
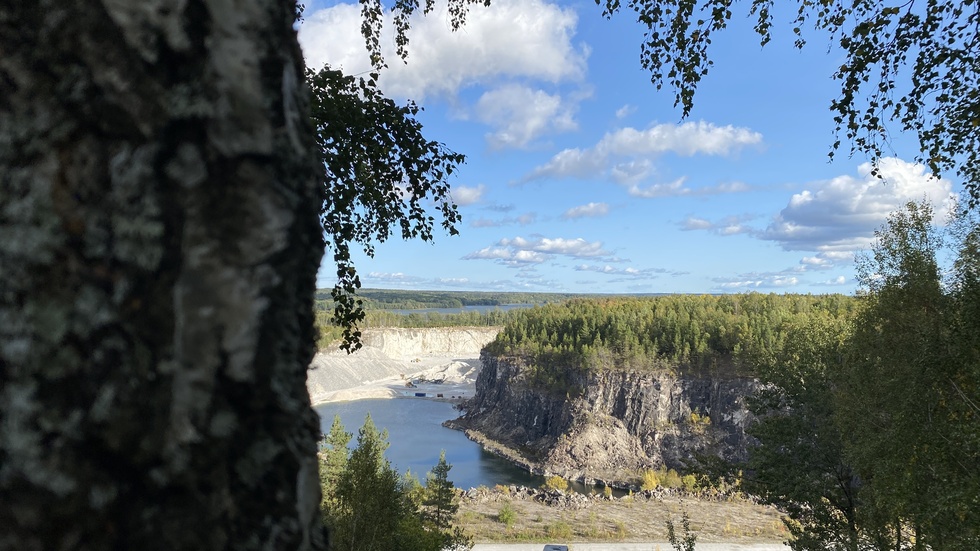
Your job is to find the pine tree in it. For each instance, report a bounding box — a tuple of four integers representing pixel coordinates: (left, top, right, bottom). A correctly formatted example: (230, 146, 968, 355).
(423, 450, 458, 530)
(332, 415, 404, 551)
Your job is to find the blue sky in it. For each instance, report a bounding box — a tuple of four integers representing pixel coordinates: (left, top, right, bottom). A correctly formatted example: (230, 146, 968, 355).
(299, 0, 959, 295)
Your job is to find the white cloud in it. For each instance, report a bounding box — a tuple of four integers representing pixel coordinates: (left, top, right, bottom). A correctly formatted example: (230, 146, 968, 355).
(799, 251, 855, 271)
(574, 264, 671, 279)
(714, 273, 800, 290)
(501, 236, 607, 256)
(562, 202, 609, 219)
(435, 277, 471, 286)
(525, 121, 762, 183)
(815, 275, 849, 286)
(627, 178, 750, 198)
(299, 0, 587, 100)
(615, 104, 636, 119)
(761, 157, 956, 252)
(681, 217, 714, 231)
(678, 214, 758, 234)
(465, 235, 611, 266)
(475, 84, 579, 149)
(602, 122, 762, 157)
(452, 184, 485, 205)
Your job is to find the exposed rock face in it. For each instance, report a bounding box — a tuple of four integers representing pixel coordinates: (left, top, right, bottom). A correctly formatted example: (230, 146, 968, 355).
(452, 351, 759, 484)
(307, 327, 499, 403)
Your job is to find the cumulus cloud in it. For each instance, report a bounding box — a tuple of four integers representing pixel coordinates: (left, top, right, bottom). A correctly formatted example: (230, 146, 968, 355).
(299, 0, 587, 100)
(713, 273, 800, 290)
(761, 157, 955, 252)
(798, 251, 855, 271)
(562, 202, 609, 219)
(681, 158, 954, 277)
(525, 121, 762, 184)
(475, 84, 579, 149)
(464, 235, 611, 267)
(452, 184, 485, 205)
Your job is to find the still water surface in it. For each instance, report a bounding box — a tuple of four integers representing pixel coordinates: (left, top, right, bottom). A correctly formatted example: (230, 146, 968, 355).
(316, 398, 545, 490)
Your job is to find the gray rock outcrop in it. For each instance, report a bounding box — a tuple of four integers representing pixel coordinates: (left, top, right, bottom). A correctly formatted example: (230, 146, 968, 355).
(451, 351, 758, 485)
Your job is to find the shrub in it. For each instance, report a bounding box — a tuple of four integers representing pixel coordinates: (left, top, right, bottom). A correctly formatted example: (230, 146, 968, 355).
(546, 521, 573, 539)
(640, 469, 660, 490)
(681, 474, 699, 492)
(497, 503, 517, 526)
(663, 468, 683, 489)
(614, 520, 628, 539)
(543, 475, 568, 492)
(603, 485, 613, 498)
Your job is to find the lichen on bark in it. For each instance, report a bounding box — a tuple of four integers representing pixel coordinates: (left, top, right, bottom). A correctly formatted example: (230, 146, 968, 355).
(0, 2, 325, 549)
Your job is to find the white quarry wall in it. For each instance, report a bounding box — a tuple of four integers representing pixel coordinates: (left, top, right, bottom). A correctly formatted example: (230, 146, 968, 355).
(307, 327, 499, 404)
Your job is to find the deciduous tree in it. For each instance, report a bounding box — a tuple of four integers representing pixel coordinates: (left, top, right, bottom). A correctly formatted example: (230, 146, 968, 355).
(595, 0, 980, 206)
(0, 2, 324, 548)
(837, 202, 980, 550)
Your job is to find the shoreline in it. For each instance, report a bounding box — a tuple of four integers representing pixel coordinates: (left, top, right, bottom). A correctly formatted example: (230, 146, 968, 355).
(310, 354, 482, 406)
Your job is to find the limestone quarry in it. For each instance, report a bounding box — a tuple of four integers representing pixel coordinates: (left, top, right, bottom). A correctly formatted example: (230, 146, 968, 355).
(306, 327, 500, 404)
(311, 326, 760, 490)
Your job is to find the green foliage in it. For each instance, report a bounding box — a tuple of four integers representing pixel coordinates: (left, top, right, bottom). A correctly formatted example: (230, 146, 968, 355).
(661, 469, 682, 489)
(319, 415, 353, 520)
(319, 416, 472, 551)
(681, 474, 698, 493)
(423, 451, 459, 531)
(746, 315, 864, 551)
(688, 411, 711, 435)
(665, 512, 698, 551)
(639, 467, 688, 491)
(596, 0, 980, 207)
(335, 289, 579, 310)
(837, 202, 980, 550)
(542, 475, 568, 492)
(545, 520, 573, 539)
(748, 201, 980, 550)
(308, 65, 464, 352)
(640, 469, 659, 491)
(496, 503, 517, 527)
(483, 293, 857, 392)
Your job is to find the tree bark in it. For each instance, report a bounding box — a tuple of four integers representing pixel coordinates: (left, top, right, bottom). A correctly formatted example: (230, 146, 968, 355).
(0, 1, 325, 549)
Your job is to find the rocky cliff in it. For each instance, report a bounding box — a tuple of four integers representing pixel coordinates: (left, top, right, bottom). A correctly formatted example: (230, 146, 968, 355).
(450, 351, 758, 485)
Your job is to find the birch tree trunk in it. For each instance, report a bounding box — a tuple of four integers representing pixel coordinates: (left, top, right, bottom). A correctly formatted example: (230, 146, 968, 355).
(0, 2, 325, 549)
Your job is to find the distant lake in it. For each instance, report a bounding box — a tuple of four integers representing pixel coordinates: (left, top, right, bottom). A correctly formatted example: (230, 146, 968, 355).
(315, 398, 544, 490)
(383, 304, 536, 316)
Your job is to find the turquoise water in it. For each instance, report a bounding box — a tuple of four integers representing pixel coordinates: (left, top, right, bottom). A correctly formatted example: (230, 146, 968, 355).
(315, 398, 544, 490)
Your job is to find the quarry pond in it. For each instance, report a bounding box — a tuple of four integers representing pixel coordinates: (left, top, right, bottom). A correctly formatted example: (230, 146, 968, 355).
(315, 398, 544, 490)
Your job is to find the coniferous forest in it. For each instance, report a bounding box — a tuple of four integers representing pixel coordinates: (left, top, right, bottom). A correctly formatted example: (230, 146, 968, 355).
(321, 202, 980, 550)
(477, 202, 980, 551)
